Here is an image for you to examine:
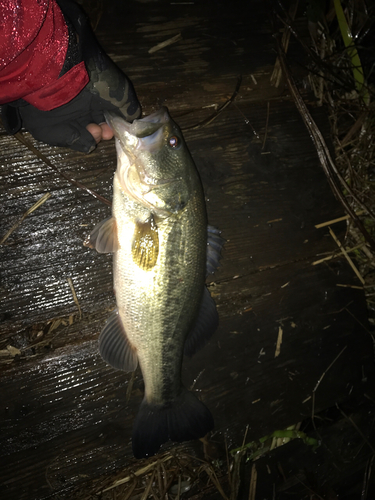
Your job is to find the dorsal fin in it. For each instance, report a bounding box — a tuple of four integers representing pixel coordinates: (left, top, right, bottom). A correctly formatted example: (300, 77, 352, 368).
(184, 287, 219, 357)
(206, 225, 225, 276)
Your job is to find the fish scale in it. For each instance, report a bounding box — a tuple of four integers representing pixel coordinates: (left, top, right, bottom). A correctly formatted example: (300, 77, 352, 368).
(114, 185, 206, 405)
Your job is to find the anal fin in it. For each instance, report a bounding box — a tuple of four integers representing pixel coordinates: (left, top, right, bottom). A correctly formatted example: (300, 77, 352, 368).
(99, 309, 138, 371)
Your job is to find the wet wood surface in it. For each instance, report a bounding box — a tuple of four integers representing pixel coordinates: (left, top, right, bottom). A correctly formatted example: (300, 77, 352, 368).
(0, 0, 374, 498)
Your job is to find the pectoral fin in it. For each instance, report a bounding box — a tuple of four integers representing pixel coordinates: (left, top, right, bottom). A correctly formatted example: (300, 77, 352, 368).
(206, 225, 225, 276)
(84, 217, 119, 253)
(99, 310, 138, 371)
(132, 216, 159, 271)
(184, 287, 219, 357)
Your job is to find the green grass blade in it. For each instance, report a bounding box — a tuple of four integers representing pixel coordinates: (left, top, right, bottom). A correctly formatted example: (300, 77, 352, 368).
(333, 0, 369, 103)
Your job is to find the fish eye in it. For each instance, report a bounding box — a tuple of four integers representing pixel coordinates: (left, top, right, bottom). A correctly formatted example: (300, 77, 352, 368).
(168, 135, 180, 149)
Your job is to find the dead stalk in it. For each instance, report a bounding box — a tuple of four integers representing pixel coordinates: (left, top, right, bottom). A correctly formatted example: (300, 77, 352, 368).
(0, 192, 51, 245)
(328, 227, 365, 284)
(67, 277, 82, 319)
(311, 346, 347, 429)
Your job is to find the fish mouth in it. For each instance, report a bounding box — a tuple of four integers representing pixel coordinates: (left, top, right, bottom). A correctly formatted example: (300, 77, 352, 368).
(105, 107, 169, 151)
(105, 108, 178, 216)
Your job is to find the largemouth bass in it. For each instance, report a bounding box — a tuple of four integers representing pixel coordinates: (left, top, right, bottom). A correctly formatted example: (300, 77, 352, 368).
(86, 107, 223, 458)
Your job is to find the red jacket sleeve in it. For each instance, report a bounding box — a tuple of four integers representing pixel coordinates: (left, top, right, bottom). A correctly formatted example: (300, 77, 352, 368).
(0, 0, 88, 110)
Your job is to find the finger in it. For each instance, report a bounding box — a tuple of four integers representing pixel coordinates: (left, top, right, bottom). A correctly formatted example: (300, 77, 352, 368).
(86, 123, 103, 143)
(37, 121, 97, 153)
(99, 123, 114, 140)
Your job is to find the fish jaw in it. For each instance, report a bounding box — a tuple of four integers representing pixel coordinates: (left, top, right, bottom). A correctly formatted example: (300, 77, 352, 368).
(105, 107, 170, 186)
(105, 107, 169, 143)
(107, 109, 169, 207)
(106, 108, 194, 218)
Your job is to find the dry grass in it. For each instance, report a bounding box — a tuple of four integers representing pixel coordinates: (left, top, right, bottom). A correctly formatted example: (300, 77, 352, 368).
(67, 448, 230, 500)
(65, 424, 321, 500)
(274, 0, 375, 327)
(314, 3, 375, 328)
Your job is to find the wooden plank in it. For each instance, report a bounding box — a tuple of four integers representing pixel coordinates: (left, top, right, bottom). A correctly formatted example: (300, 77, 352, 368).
(1, 261, 371, 499)
(0, 100, 344, 338)
(0, 0, 373, 498)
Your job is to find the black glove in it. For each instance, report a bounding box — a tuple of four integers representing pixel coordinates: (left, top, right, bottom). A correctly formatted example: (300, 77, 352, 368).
(1, 0, 141, 153)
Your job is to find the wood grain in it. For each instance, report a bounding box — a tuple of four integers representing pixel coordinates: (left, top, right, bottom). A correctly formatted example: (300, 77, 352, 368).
(0, 0, 373, 498)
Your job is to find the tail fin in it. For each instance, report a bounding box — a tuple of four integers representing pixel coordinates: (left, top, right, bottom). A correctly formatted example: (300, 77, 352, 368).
(132, 388, 214, 459)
